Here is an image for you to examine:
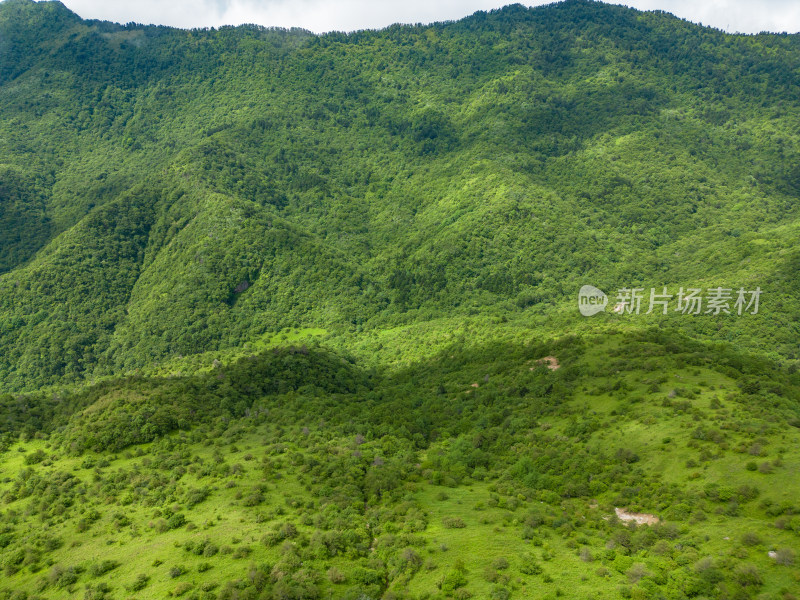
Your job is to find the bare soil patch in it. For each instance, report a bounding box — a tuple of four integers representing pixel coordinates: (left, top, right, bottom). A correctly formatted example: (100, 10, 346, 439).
(615, 507, 659, 525)
(530, 356, 560, 371)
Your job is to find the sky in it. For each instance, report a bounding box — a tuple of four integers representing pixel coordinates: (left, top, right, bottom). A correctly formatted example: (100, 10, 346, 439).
(50, 0, 800, 34)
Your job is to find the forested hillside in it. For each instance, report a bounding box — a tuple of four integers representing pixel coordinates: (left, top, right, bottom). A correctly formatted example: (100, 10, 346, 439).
(1, 0, 799, 391)
(1, 331, 800, 599)
(1, 1, 800, 598)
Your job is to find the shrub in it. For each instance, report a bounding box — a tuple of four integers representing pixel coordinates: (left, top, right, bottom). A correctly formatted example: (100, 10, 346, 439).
(519, 553, 542, 575)
(775, 548, 796, 566)
(741, 531, 762, 546)
(83, 582, 113, 600)
(89, 560, 119, 577)
(24, 449, 46, 465)
(401, 548, 422, 569)
(734, 564, 762, 587)
(262, 531, 281, 546)
(169, 565, 185, 578)
(327, 567, 345, 583)
(173, 581, 193, 596)
(166, 513, 187, 530)
(242, 491, 264, 506)
(127, 574, 149, 591)
(279, 522, 297, 539)
(492, 557, 509, 570)
(48, 565, 78, 588)
(352, 567, 384, 586)
(627, 563, 650, 583)
(185, 488, 210, 507)
(439, 568, 468, 593)
(442, 517, 466, 529)
(490, 586, 510, 600)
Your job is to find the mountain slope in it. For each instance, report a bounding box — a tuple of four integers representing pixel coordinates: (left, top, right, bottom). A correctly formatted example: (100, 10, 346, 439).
(1, 0, 799, 390)
(1, 2, 800, 599)
(1, 331, 799, 599)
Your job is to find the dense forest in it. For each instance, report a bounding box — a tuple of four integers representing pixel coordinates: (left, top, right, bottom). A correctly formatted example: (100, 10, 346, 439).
(1, 0, 799, 391)
(0, 0, 799, 598)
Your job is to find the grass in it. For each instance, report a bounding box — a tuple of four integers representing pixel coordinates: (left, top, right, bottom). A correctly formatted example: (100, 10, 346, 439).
(1, 330, 799, 599)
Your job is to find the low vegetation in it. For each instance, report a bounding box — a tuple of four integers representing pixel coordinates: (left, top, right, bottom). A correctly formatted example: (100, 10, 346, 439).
(0, 330, 798, 598)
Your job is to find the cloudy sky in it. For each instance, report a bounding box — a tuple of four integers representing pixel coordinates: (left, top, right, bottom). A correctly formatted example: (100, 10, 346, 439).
(52, 0, 800, 34)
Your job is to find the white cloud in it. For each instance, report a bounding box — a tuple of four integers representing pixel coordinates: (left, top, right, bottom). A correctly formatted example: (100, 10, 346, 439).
(613, 0, 800, 33)
(54, 0, 800, 34)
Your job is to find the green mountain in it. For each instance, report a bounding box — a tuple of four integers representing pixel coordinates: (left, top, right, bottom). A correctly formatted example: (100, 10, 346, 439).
(1, 0, 799, 391)
(0, 1, 799, 599)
